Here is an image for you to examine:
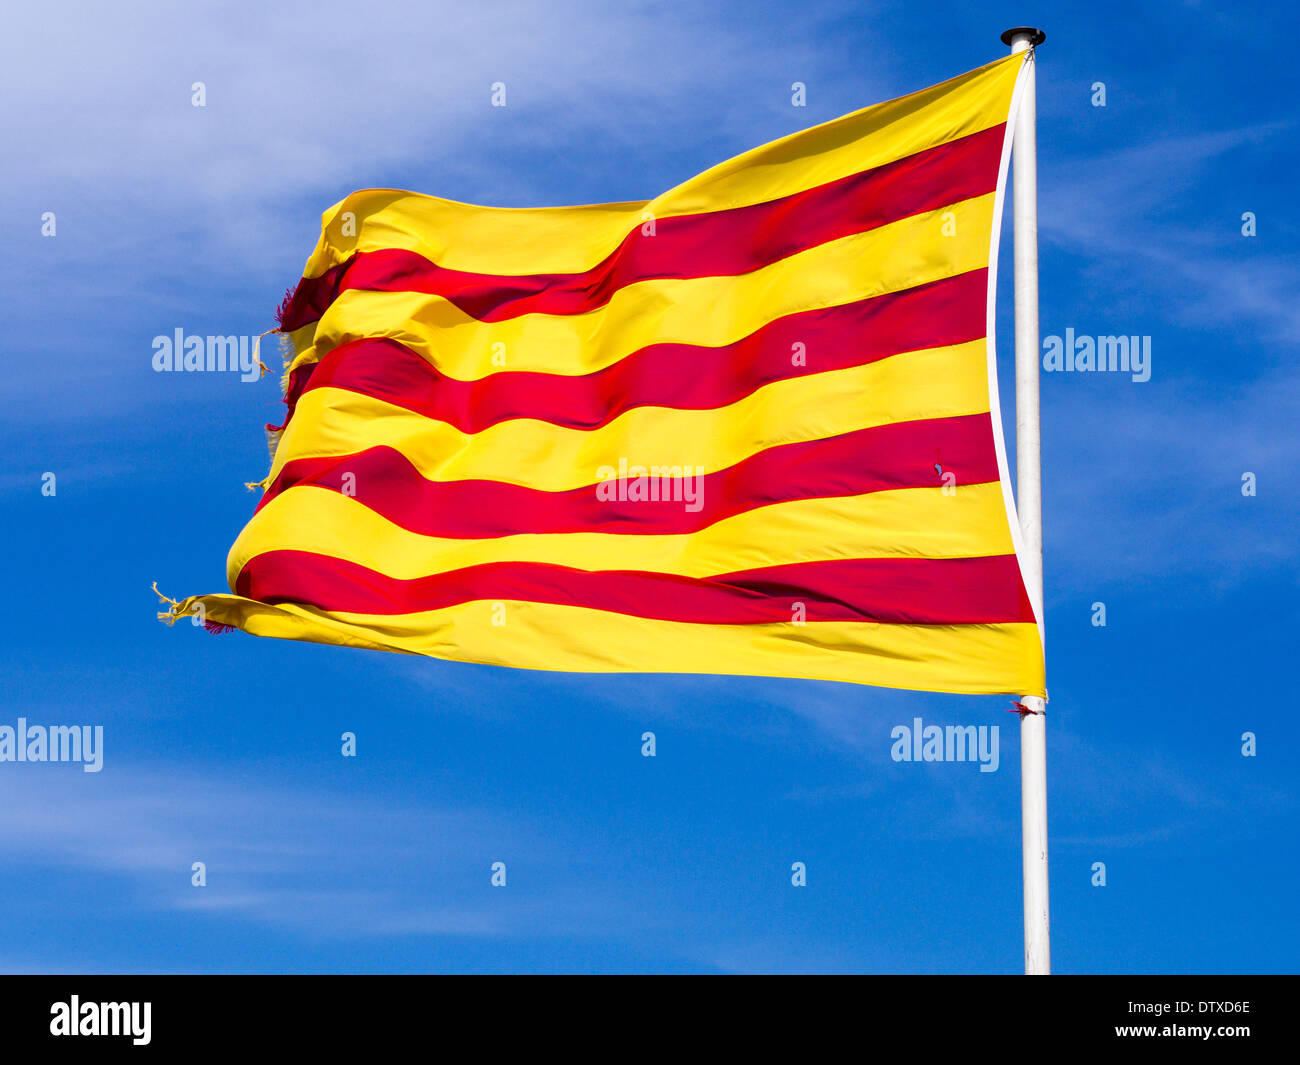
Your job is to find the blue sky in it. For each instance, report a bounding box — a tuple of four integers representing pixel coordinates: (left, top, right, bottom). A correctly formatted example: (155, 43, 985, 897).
(1, 0, 1296, 974)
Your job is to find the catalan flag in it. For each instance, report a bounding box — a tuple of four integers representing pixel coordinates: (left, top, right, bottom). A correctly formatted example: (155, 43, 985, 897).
(163, 51, 1045, 697)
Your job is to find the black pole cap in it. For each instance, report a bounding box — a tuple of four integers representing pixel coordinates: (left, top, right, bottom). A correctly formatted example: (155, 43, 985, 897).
(1001, 27, 1046, 46)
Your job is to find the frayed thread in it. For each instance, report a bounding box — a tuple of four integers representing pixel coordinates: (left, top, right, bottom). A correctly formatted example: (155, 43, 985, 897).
(274, 286, 297, 331)
(244, 326, 298, 490)
(250, 327, 280, 380)
(265, 427, 281, 463)
(152, 582, 236, 635)
(276, 329, 296, 393)
(151, 581, 182, 624)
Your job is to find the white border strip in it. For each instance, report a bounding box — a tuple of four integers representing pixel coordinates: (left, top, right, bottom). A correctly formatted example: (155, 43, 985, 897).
(985, 53, 1045, 644)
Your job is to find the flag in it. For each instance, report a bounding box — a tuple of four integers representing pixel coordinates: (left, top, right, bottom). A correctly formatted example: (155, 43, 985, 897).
(163, 52, 1045, 696)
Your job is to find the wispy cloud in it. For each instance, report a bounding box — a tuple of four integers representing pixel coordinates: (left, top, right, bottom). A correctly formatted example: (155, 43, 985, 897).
(1, 0, 838, 264)
(1041, 122, 1300, 341)
(0, 764, 641, 946)
(1, 0, 859, 420)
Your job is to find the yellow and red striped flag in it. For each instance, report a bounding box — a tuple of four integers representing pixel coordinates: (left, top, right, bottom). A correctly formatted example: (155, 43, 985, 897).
(163, 52, 1045, 696)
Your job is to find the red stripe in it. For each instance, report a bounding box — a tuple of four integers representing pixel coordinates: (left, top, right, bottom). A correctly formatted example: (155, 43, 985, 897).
(281, 270, 986, 435)
(278, 125, 1005, 330)
(236, 551, 1034, 625)
(258, 413, 999, 538)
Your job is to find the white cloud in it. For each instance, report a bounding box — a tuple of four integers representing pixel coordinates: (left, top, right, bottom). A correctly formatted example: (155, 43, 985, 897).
(2, 0, 841, 267)
(0, 763, 637, 942)
(1040, 122, 1300, 341)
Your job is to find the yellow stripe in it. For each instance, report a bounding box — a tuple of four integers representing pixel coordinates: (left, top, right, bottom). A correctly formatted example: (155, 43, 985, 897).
(296, 54, 1022, 280)
(286, 321, 316, 364)
(292, 193, 995, 381)
(269, 340, 989, 491)
(174, 593, 1045, 697)
(178, 54, 1041, 697)
(229, 482, 1015, 587)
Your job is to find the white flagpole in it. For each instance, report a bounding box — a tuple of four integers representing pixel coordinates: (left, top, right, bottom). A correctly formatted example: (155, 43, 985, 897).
(1001, 25, 1050, 975)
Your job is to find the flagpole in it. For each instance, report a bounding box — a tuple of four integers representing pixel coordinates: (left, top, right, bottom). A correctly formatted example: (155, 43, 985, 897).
(1001, 25, 1050, 975)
